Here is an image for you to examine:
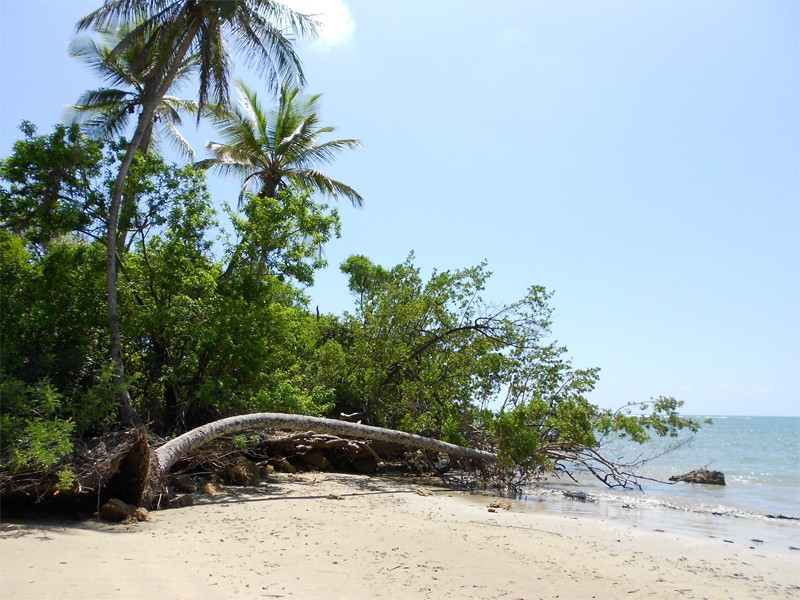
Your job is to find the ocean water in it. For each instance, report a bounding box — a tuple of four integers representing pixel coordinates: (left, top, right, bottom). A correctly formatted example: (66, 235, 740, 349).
(518, 416, 800, 545)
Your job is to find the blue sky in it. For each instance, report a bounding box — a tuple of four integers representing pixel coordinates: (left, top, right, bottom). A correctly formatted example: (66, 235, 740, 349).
(1, 1, 798, 417)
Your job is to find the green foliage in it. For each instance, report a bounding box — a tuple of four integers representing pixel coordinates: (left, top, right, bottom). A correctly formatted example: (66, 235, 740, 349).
(0, 379, 75, 474)
(1, 117, 701, 490)
(489, 404, 545, 470)
(596, 396, 706, 443)
(56, 469, 78, 492)
(0, 229, 109, 419)
(195, 81, 362, 207)
(120, 184, 339, 429)
(330, 254, 548, 441)
(322, 252, 703, 487)
(2, 123, 340, 443)
(226, 189, 341, 285)
(0, 121, 104, 250)
(231, 434, 261, 450)
(74, 363, 121, 434)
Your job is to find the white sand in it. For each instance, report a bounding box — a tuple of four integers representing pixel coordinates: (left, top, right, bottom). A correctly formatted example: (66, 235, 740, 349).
(2, 472, 798, 599)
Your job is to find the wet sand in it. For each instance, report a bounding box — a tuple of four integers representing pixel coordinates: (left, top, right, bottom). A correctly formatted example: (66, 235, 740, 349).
(1, 472, 798, 599)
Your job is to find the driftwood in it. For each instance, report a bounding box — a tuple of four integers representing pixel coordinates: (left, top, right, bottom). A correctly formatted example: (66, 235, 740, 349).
(137, 413, 497, 506)
(260, 432, 394, 472)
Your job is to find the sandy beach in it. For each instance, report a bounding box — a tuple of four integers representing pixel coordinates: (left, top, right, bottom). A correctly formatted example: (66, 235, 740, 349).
(1, 472, 798, 599)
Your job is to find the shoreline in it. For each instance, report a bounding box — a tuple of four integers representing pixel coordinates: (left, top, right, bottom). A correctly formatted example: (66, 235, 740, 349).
(516, 480, 800, 547)
(2, 472, 798, 599)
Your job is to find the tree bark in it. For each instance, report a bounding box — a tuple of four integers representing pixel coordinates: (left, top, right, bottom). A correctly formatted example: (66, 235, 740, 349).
(139, 413, 497, 506)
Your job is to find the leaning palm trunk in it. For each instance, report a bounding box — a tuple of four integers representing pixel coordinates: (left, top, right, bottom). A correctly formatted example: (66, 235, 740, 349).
(138, 413, 497, 506)
(105, 23, 202, 428)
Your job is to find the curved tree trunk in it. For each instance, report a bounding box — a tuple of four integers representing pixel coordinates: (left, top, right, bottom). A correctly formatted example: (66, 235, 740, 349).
(139, 413, 497, 506)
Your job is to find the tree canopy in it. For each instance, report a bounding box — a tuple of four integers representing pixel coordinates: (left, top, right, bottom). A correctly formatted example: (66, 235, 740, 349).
(66, 22, 198, 159)
(196, 81, 362, 207)
(0, 1, 703, 505)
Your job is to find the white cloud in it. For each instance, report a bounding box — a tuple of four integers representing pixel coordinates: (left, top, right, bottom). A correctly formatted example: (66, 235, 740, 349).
(283, 0, 355, 49)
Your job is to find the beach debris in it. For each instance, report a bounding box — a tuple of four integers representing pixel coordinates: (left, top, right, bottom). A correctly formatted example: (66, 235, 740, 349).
(668, 468, 725, 485)
(351, 455, 379, 473)
(270, 457, 297, 474)
(201, 481, 228, 495)
(99, 498, 150, 522)
(488, 501, 511, 512)
(326, 494, 344, 500)
(169, 494, 194, 509)
(171, 475, 198, 494)
(258, 462, 276, 477)
(562, 490, 588, 501)
(415, 489, 432, 496)
(221, 456, 261, 486)
(132, 507, 150, 522)
(300, 450, 331, 470)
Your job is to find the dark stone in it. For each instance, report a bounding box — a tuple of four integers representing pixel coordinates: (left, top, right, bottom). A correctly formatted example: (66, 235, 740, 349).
(669, 468, 726, 486)
(563, 490, 587, 501)
(99, 499, 149, 522)
(99, 498, 136, 521)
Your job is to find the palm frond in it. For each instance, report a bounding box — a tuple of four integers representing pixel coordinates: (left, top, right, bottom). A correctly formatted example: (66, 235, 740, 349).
(292, 168, 364, 207)
(197, 17, 232, 113)
(160, 95, 198, 118)
(77, 108, 132, 142)
(229, 4, 313, 92)
(200, 76, 362, 208)
(235, 81, 261, 131)
(69, 33, 141, 90)
(69, 11, 198, 154)
(76, 0, 152, 33)
(67, 88, 132, 114)
(295, 138, 362, 166)
(158, 118, 195, 160)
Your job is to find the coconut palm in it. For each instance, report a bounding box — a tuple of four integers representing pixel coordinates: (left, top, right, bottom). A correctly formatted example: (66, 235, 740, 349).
(67, 24, 199, 255)
(196, 81, 363, 208)
(75, 1, 316, 427)
(65, 24, 197, 159)
(77, 1, 316, 115)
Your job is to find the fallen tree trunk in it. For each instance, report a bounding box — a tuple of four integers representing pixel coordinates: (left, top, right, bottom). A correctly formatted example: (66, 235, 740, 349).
(139, 413, 497, 506)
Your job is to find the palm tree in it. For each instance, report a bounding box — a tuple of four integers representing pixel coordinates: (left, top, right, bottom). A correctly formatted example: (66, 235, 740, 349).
(75, 0, 317, 427)
(65, 24, 198, 160)
(196, 81, 363, 208)
(67, 24, 199, 254)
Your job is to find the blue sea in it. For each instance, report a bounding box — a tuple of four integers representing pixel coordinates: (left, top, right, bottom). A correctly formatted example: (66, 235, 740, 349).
(518, 416, 800, 546)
